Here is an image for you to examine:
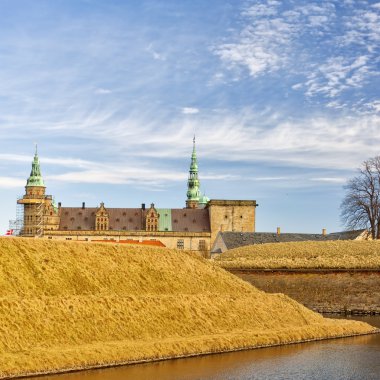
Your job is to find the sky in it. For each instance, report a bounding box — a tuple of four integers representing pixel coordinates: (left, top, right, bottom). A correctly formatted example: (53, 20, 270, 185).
(0, 0, 379, 234)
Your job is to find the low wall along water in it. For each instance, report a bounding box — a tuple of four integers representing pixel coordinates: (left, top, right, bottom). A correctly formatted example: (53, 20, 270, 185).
(228, 269, 380, 315)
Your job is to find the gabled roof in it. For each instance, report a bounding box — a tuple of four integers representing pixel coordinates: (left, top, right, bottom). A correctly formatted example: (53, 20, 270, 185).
(59, 207, 211, 232)
(170, 208, 210, 232)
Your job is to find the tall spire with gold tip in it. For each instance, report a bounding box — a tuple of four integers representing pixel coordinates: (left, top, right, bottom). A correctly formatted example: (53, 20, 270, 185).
(186, 136, 201, 208)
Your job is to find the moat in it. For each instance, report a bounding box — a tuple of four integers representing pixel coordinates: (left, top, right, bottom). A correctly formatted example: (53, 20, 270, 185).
(28, 316, 380, 380)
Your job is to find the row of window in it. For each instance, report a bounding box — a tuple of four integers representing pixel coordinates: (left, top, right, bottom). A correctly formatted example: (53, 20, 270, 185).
(176, 239, 206, 250)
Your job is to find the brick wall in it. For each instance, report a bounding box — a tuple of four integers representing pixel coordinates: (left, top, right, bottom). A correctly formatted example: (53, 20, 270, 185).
(228, 269, 380, 314)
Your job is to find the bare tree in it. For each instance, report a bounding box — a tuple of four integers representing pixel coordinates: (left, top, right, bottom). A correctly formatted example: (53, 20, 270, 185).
(341, 156, 380, 239)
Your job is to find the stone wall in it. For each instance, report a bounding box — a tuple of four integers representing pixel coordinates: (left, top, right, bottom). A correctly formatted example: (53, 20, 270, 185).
(228, 269, 380, 314)
(208, 200, 256, 243)
(44, 230, 211, 255)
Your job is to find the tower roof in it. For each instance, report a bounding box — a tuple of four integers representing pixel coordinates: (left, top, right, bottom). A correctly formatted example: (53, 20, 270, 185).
(26, 145, 45, 187)
(186, 136, 201, 203)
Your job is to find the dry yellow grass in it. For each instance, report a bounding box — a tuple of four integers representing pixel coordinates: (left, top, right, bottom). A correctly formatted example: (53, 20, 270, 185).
(214, 240, 380, 269)
(0, 237, 376, 378)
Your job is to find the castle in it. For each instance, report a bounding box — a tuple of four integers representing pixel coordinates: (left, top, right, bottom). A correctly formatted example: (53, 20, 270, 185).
(17, 139, 257, 255)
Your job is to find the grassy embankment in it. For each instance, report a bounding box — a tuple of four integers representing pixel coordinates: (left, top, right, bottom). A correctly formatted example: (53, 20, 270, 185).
(214, 240, 380, 269)
(0, 238, 376, 378)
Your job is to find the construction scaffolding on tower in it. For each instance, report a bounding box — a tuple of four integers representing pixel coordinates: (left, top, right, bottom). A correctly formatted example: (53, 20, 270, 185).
(36, 201, 44, 237)
(9, 197, 25, 236)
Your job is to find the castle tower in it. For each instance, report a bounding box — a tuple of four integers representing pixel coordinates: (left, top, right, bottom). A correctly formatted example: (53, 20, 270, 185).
(17, 147, 60, 236)
(186, 136, 201, 209)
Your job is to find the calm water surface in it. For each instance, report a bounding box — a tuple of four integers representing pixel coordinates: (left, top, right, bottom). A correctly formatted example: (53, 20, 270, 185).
(34, 316, 380, 380)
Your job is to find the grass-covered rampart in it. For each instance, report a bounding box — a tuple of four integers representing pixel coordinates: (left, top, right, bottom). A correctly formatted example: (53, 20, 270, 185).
(0, 238, 376, 378)
(214, 240, 380, 269)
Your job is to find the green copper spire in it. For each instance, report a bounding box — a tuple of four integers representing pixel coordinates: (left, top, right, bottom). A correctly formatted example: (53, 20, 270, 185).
(26, 145, 45, 187)
(186, 136, 201, 203)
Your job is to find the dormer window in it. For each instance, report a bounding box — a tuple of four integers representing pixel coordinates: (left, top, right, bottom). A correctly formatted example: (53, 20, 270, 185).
(145, 203, 159, 232)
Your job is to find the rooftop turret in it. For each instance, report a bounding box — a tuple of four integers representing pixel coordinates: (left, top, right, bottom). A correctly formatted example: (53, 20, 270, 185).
(26, 145, 45, 188)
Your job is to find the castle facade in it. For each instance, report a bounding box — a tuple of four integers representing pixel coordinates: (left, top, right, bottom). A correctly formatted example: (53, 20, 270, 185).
(17, 140, 257, 255)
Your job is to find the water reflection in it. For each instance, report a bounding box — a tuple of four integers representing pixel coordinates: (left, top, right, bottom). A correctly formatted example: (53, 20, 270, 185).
(31, 317, 380, 380)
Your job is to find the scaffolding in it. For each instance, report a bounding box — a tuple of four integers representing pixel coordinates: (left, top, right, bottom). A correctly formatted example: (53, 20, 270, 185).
(36, 201, 44, 237)
(8, 198, 24, 236)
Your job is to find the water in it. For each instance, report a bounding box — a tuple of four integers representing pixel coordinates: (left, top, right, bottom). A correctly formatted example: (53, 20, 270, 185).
(32, 317, 380, 380)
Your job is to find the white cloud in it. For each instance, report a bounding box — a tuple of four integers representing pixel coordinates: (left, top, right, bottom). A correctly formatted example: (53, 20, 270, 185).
(182, 107, 199, 115)
(146, 44, 166, 61)
(310, 177, 347, 183)
(214, 1, 379, 112)
(95, 88, 112, 95)
(0, 177, 25, 189)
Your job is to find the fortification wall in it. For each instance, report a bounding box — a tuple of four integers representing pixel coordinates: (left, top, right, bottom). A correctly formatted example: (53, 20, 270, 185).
(227, 269, 380, 314)
(208, 200, 256, 243)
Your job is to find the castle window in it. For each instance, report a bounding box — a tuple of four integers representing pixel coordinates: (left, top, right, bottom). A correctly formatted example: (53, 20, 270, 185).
(123, 226, 126, 230)
(84, 217, 88, 221)
(50, 212, 53, 216)
(70, 217, 75, 222)
(184, 227, 189, 231)
(116, 218, 120, 222)
(78, 212, 82, 216)
(129, 218, 133, 222)
(174, 219, 178, 223)
(183, 213, 187, 217)
(225, 215, 228, 219)
(65, 212, 69, 216)
(240, 215, 243, 219)
(134, 212, 138, 216)
(198, 240, 206, 250)
(177, 239, 184, 250)
(123, 212, 127, 216)
(77, 226, 81, 230)
(192, 219, 196, 223)
(64, 226, 68, 230)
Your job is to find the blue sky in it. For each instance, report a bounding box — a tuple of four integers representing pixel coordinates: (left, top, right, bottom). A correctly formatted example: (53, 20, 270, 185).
(1, 0, 379, 234)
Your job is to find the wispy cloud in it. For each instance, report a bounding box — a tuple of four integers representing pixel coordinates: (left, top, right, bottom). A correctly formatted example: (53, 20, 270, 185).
(0, 177, 25, 189)
(182, 107, 199, 114)
(214, 0, 379, 113)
